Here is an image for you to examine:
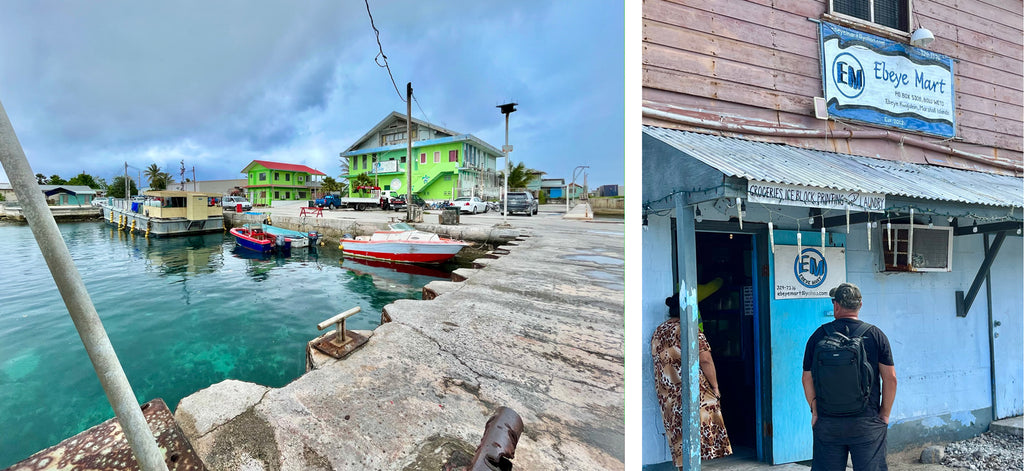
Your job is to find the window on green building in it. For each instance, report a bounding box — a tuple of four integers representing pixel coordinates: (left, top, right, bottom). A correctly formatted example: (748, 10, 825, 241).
(285, 191, 291, 199)
(449, 150, 458, 163)
(259, 173, 266, 181)
(274, 191, 280, 199)
(274, 172, 280, 181)
(285, 174, 291, 182)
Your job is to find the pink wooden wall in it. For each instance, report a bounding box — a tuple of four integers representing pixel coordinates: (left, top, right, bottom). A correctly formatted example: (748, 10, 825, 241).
(642, 0, 1023, 175)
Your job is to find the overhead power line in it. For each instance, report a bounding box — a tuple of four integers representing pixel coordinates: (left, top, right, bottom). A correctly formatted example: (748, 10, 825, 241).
(364, 0, 404, 102)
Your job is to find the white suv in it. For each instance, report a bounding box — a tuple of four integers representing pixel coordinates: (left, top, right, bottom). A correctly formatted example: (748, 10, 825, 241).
(222, 196, 252, 211)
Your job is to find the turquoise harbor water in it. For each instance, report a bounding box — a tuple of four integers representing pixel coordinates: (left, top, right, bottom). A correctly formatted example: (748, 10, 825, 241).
(0, 221, 452, 467)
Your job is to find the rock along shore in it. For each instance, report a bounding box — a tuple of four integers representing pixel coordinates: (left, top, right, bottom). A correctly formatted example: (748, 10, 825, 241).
(174, 204, 625, 470)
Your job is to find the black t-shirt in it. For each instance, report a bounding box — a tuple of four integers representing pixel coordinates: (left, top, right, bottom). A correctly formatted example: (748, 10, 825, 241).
(802, 318, 894, 417)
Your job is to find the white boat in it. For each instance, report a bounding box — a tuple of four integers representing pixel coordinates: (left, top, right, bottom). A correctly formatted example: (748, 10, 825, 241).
(261, 223, 318, 248)
(339, 223, 467, 264)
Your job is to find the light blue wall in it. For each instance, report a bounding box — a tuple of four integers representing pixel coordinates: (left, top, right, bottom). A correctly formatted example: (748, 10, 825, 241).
(990, 236, 1023, 418)
(641, 212, 677, 466)
(842, 225, 1023, 432)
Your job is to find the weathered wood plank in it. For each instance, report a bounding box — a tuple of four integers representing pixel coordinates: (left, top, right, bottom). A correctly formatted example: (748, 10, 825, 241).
(958, 108, 1024, 137)
(917, 2, 1023, 46)
(643, 65, 813, 115)
(947, 0, 1022, 29)
(644, 1, 820, 57)
(956, 82, 1023, 111)
(643, 21, 821, 78)
(958, 88, 1024, 117)
(958, 126, 1024, 153)
(662, 0, 819, 40)
(643, 43, 822, 98)
(956, 60, 1024, 92)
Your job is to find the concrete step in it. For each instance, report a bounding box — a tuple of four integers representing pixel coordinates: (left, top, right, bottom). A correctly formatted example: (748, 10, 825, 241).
(990, 415, 1023, 436)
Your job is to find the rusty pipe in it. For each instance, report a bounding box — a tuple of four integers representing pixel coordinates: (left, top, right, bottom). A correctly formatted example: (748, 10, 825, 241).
(467, 407, 524, 471)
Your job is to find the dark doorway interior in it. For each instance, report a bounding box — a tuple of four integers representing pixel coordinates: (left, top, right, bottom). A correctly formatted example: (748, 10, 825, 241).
(696, 232, 757, 451)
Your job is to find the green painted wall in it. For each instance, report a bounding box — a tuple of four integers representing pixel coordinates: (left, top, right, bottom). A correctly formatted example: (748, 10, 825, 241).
(245, 164, 313, 206)
(346, 141, 465, 200)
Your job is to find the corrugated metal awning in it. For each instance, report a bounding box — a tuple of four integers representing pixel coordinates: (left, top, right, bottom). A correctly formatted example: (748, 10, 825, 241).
(644, 126, 1023, 208)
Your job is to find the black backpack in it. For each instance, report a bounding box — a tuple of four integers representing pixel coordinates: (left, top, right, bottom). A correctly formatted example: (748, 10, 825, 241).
(812, 321, 874, 416)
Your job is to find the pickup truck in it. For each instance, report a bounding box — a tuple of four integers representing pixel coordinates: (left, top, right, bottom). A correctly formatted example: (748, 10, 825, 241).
(316, 187, 392, 211)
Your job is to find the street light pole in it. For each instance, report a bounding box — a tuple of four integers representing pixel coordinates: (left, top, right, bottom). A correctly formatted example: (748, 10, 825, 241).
(571, 165, 589, 209)
(497, 102, 517, 226)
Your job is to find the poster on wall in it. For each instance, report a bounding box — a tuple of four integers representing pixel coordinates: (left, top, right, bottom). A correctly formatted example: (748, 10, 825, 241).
(373, 160, 399, 174)
(774, 245, 847, 299)
(820, 22, 956, 138)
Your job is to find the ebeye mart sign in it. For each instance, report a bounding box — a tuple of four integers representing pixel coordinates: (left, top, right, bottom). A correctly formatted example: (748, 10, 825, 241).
(774, 245, 847, 300)
(821, 22, 956, 138)
(748, 180, 886, 212)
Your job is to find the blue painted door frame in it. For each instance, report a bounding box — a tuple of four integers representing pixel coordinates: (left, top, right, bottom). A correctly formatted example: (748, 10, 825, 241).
(768, 230, 846, 464)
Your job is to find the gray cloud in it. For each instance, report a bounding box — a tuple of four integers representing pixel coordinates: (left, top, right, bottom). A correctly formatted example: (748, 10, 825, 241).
(0, 1, 623, 187)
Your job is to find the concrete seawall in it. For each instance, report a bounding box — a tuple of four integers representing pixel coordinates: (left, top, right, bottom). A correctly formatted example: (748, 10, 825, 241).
(175, 208, 625, 469)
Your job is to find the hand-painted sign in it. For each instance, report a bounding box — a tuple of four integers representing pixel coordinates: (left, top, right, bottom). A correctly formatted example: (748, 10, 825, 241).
(774, 245, 847, 299)
(372, 161, 399, 174)
(820, 22, 956, 138)
(748, 180, 885, 212)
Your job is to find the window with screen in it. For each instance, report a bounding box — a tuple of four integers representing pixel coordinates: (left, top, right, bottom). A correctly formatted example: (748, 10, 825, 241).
(831, 0, 909, 32)
(449, 150, 458, 163)
(880, 225, 953, 272)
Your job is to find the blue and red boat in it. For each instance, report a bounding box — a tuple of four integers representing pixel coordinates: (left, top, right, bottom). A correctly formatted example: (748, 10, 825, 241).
(230, 225, 291, 254)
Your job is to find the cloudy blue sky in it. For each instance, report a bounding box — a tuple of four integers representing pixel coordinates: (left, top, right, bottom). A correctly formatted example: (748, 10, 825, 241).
(0, 1, 624, 188)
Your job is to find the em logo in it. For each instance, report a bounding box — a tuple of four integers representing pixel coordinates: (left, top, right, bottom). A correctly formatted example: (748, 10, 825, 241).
(832, 52, 864, 99)
(793, 248, 828, 288)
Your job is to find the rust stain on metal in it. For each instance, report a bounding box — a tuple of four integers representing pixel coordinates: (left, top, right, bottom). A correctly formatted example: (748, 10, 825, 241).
(467, 407, 524, 471)
(312, 330, 368, 359)
(4, 399, 205, 471)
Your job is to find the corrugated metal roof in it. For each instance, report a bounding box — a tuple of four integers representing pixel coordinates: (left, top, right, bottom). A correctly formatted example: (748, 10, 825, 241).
(644, 126, 1023, 208)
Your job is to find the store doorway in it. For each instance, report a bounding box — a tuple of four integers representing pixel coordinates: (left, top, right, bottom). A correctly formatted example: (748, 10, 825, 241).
(695, 231, 758, 456)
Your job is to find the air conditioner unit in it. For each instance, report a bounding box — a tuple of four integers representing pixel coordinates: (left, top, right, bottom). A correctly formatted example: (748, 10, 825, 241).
(880, 224, 953, 272)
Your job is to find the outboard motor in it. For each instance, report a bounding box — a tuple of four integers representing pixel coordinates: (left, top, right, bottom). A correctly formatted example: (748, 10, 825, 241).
(275, 234, 291, 253)
(308, 232, 320, 247)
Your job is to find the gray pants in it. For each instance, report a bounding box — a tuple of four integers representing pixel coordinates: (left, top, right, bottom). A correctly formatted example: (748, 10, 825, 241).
(811, 415, 888, 471)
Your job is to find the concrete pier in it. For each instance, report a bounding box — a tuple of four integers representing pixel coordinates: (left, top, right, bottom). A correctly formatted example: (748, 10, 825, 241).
(175, 204, 624, 469)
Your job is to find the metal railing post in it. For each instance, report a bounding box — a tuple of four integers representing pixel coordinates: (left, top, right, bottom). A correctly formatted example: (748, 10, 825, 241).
(0, 99, 169, 471)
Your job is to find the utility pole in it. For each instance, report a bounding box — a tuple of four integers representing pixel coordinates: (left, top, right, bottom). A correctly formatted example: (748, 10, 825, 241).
(497, 102, 517, 226)
(406, 82, 413, 222)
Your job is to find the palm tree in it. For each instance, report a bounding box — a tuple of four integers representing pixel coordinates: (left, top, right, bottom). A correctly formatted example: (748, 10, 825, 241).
(144, 163, 174, 190)
(505, 162, 539, 190)
(350, 173, 375, 194)
(143, 164, 162, 186)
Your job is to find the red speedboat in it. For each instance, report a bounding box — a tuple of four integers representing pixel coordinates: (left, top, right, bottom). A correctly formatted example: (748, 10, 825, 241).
(230, 225, 290, 254)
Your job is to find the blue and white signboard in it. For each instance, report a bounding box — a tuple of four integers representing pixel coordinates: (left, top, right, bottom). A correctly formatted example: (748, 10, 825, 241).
(820, 22, 956, 138)
(774, 245, 847, 299)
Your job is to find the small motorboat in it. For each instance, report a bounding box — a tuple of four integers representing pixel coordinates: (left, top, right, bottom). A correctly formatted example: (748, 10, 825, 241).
(230, 225, 290, 254)
(339, 223, 468, 264)
(262, 223, 318, 249)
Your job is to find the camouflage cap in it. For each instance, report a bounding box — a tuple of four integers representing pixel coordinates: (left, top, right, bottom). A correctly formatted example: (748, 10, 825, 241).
(829, 282, 862, 310)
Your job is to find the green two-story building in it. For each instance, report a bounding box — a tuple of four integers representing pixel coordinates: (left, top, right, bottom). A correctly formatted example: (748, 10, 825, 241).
(241, 160, 326, 207)
(340, 112, 504, 202)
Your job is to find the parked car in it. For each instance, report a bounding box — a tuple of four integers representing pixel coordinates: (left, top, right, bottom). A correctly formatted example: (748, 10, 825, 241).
(453, 196, 488, 214)
(222, 195, 252, 211)
(501, 192, 538, 216)
(390, 194, 428, 212)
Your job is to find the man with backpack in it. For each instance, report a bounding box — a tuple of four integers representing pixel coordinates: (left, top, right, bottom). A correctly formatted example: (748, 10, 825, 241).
(802, 282, 897, 471)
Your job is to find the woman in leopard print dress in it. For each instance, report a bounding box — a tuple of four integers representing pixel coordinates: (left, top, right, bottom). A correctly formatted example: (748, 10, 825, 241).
(652, 295, 733, 467)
